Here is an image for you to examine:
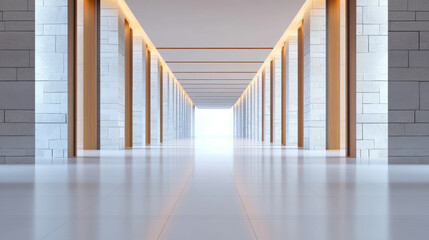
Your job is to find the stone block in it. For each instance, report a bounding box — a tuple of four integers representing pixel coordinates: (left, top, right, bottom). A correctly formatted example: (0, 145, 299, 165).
(36, 53, 64, 74)
(363, 25, 380, 35)
(17, 68, 35, 81)
(409, 51, 429, 67)
(0, 137, 34, 153)
(416, 12, 429, 21)
(363, 6, 387, 24)
(357, 53, 387, 74)
(390, 21, 429, 32)
(362, 93, 380, 103)
(357, 113, 388, 123)
(49, 139, 67, 149)
(389, 82, 419, 110)
(0, 0, 28, 11)
(389, 11, 416, 21)
(408, 0, 429, 11)
(363, 123, 388, 148)
(0, 32, 35, 50)
(36, 114, 66, 123)
(0, 123, 35, 135)
(357, 36, 368, 53)
(357, 139, 375, 149)
(389, 51, 408, 68)
(0, 82, 34, 110)
(405, 123, 429, 135)
(43, 0, 67, 7)
(420, 32, 429, 50)
(5, 157, 35, 164)
(389, 68, 429, 81)
(389, 32, 419, 50)
(5, 21, 35, 31)
(369, 149, 388, 158)
(36, 6, 67, 24)
(416, 111, 429, 122)
(389, 111, 415, 123)
(389, 123, 405, 136)
(421, 82, 429, 109)
(369, 36, 387, 53)
(0, 68, 17, 81)
(0, 51, 30, 67)
(43, 24, 67, 35)
(389, 136, 429, 149)
(363, 104, 388, 114)
(389, 0, 408, 10)
(56, 36, 67, 53)
(5, 110, 35, 123)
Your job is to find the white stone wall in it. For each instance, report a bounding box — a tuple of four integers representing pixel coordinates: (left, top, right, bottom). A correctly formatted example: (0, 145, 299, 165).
(178, 86, 183, 139)
(192, 105, 195, 137)
(132, 37, 145, 147)
(286, 37, 298, 146)
(251, 82, 254, 139)
(273, 53, 282, 145)
(35, 0, 68, 158)
(162, 69, 169, 141)
(263, 65, 271, 143)
(252, 82, 256, 139)
(100, 0, 125, 149)
(254, 78, 259, 140)
(150, 56, 160, 143)
(356, 0, 388, 158)
(257, 75, 263, 141)
(246, 86, 250, 138)
(0, 0, 35, 164)
(303, 0, 326, 150)
(172, 80, 177, 139)
(168, 75, 174, 140)
(388, 0, 429, 163)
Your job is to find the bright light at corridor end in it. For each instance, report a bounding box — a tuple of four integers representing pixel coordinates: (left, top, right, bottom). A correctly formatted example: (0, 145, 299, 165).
(195, 108, 233, 138)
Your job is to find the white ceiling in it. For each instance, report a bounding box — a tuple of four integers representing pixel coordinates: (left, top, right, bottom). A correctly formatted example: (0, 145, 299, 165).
(126, 0, 305, 108)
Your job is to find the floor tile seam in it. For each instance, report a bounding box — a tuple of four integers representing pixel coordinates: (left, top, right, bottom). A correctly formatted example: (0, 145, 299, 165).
(225, 157, 260, 240)
(155, 166, 196, 240)
(247, 216, 429, 219)
(38, 218, 71, 240)
(33, 216, 169, 220)
(160, 216, 252, 220)
(6, 215, 429, 220)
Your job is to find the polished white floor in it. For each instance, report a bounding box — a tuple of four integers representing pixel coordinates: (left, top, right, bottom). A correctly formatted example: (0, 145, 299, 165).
(1, 138, 429, 240)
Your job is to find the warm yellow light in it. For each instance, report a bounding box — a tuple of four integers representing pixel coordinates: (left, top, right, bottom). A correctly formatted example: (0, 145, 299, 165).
(118, 0, 194, 106)
(233, 0, 310, 108)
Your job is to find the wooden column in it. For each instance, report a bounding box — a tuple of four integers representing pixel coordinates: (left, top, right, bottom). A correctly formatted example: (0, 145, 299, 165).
(68, 0, 76, 157)
(159, 64, 163, 143)
(297, 24, 304, 148)
(281, 43, 287, 146)
(327, 0, 341, 150)
(83, 0, 99, 150)
(347, 0, 356, 157)
(125, 20, 133, 148)
(270, 60, 274, 143)
(145, 46, 151, 145)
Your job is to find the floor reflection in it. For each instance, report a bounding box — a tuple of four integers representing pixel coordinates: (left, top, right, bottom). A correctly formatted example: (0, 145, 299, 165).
(0, 138, 429, 239)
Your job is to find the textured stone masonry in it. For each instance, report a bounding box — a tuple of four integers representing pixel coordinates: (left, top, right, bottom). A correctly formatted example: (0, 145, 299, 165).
(303, 0, 327, 150)
(100, 0, 125, 149)
(389, 0, 429, 163)
(356, 0, 388, 158)
(286, 37, 298, 146)
(1, 0, 35, 163)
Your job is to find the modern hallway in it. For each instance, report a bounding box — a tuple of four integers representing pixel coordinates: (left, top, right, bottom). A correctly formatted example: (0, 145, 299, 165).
(2, 138, 429, 240)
